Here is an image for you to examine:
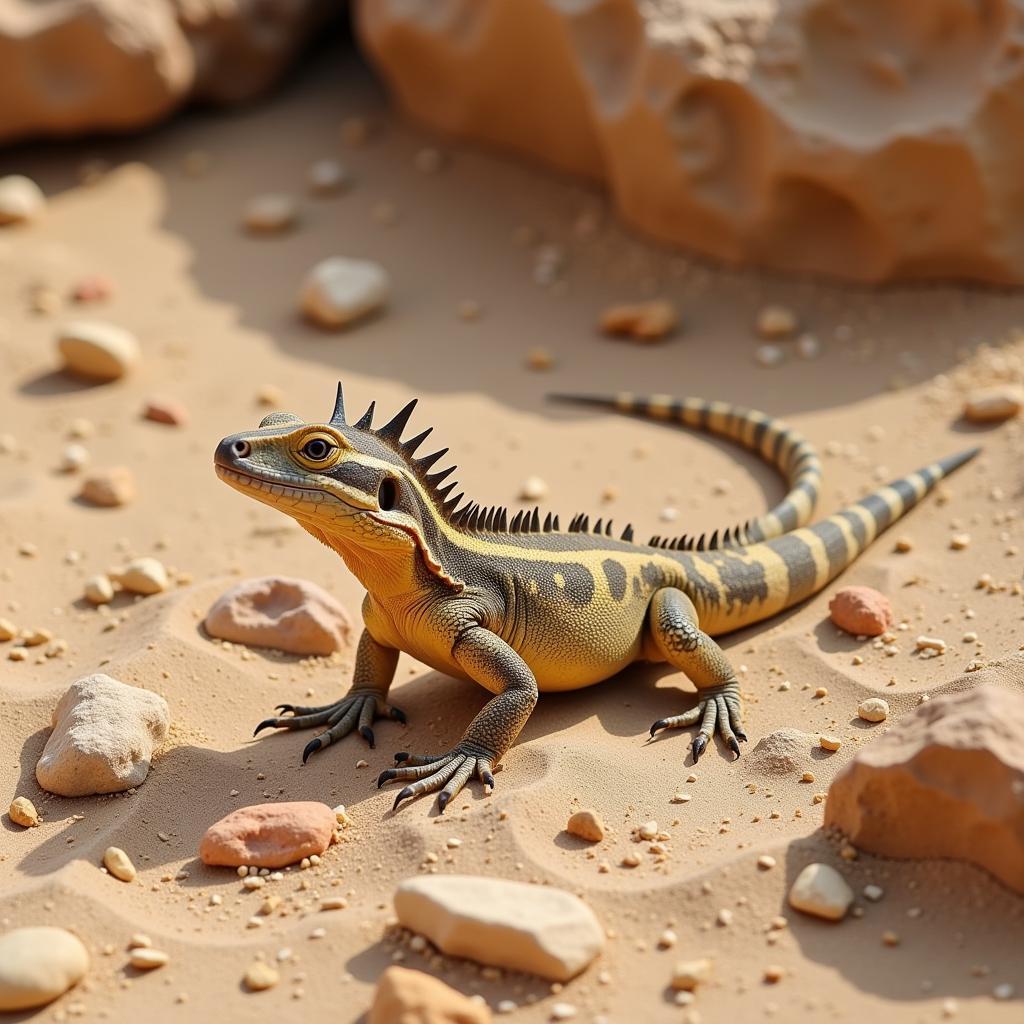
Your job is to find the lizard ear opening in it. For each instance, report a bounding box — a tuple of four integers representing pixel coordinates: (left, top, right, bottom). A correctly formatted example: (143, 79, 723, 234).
(378, 477, 399, 511)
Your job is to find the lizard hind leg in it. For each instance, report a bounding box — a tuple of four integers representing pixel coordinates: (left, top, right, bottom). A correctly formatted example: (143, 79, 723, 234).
(645, 587, 746, 762)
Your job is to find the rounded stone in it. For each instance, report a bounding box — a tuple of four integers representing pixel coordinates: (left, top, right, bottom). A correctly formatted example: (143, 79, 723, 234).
(199, 801, 337, 869)
(299, 256, 390, 329)
(0, 927, 89, 1011)
(829, 586, 894, 637)
(788, 863, 854, 921)
(0, 175, 46, 225)
(57, 320, 139, 381)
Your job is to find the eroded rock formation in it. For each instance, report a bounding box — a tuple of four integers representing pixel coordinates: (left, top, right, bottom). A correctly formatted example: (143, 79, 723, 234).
(0, 0, 333, 142)
(357, 0, 1024, 284)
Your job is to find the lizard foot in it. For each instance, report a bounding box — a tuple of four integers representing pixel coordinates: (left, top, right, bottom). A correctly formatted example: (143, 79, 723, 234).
(648, 682, 746, 763)
(377, 743, 496, 813)
(253, 688, 406, 762)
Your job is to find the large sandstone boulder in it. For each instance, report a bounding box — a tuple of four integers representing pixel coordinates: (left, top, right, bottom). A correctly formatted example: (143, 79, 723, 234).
(0, 0, 333, 143)
(825, 686, 1024, 894)
(35, 673, 170, 796)
(357, 0, 1024, 284)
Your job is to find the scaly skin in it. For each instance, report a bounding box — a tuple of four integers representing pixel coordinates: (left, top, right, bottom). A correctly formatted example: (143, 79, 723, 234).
(214, 384, 978, 812)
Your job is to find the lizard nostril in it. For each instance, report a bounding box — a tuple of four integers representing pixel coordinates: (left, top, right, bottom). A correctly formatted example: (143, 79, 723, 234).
(231, 440, 251, 458)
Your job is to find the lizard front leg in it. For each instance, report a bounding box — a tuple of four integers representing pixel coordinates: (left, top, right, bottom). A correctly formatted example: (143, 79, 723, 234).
(377, 626, 538, 813)
(646, 587, 746, 762)
(254, 627, 404, 760)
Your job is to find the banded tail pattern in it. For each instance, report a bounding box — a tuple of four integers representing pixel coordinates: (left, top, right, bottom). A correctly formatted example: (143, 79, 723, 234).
(683, 447, 980, 635)
(550, 392, 821, 548)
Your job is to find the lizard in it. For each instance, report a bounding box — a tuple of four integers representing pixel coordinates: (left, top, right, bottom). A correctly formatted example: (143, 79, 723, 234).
(214, 383, 977, 812)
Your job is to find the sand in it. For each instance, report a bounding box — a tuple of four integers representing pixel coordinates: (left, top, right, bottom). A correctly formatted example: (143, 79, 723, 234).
(2, 46, 1023, 1023)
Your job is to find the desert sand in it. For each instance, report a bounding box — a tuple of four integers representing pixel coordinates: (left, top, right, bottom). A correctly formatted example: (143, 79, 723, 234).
(1, 44, 1023, 1023)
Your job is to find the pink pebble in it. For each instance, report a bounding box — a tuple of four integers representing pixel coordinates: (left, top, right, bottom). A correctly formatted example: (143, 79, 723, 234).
(71, 274, 114, 303)
(199, 801, 336, 868)
(829, 585, 894, 637)
(143, 397, 188, 426)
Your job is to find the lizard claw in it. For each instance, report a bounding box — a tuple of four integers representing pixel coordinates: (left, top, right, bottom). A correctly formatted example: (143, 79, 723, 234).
(253, 718, 278, 737)
(274, 704, 295, 714)
(301, 737, 322, 764)
(392, 786, 415, 811)
(389, 706, 407, 724)
(377, 768, 397, 789)
(691, 733, 709, 763)
(649, 718, 668, 738)
(727, 736, 741, 758)
(360, 725, 376, 749)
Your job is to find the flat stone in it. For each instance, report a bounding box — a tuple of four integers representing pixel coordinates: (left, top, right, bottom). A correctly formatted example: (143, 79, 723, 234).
(829, 586, 893, 637)
(199, 801, 337, 868)
(788, 863, 854, 921)
(0, 927, 89, 1011)
(0, 174, 45, 224)
(79, 466, 136, 507)
(204, 576, 352, 656)
(369, 966, 491, 1024)
(394, 875, 604, 982)
(827, 685, 1024, 894)
(36, 673, 170, 796)
(57, 320, 139, 381)
(300, 256, 390, 329)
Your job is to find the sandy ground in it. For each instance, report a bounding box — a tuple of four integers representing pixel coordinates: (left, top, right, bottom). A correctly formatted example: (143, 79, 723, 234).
(2, 43, 1023, 1024)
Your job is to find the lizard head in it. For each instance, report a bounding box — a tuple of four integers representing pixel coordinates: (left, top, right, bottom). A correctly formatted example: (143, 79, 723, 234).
(214, 383, 464, 589)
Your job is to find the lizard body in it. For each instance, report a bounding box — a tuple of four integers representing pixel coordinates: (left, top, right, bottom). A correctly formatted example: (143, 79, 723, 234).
(215, 384, 977, 810)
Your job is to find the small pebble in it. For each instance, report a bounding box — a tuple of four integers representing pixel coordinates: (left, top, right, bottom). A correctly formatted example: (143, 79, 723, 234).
(962, 387, 1023, 424)
(858, 697, 889, 723)
(79, 467, 136, 507)
(519, 476, 548, 501)
(243, 194, 298, 234)
(143, 397, 188, 426)
(671, 957, 712, 991)
(566, 809, 605, 842)
(300, 257, 390, 329)
(84, 574, 115, 605)
(788, 863, 854, 921)
(526, 347, 555, 370)
(103, 846, 137, 882)
(599, 300, 678, 342)
(550, 1003, 577, 1021)
(863, 884, 884, 902)
(763, 965, 784, 984)
(757, 855, 776, 870)
(59, 443, 90, 473)
(57, 320, 139, 381)
(71, 274, 114, 303)
(0, 174, 46, 224)
(949, 533, 971, 550)
(243, 962, 280, 992)
(113, 557, 168, 596)
(308, 159, 350, 195)
(9, 796, 40, 827)
(756, 305, 798, 339)
(894, 536, 913, 553)
(755, 343, 785, 367)
(129, 948, 169, 970)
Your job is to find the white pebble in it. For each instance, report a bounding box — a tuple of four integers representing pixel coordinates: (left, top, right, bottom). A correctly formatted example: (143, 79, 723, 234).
(857, 697, 889, 723)
(519, 476, 548, 501)
(84, 574, 114, 606)
(60, 444, 89, 473)
(300, 257, 390, 329)
(788, 863, 854, 921)
(58, 320, 139, 381)
(113, 557, 168, 596)
(0, 175, 46, 225)
(102, 846, 137, 883)
(308, 159, 350, 194)
(243, 193, 298, 233)
(755, 343, 785, 367)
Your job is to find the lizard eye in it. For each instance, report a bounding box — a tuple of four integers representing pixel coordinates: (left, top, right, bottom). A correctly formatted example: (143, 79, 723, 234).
(301, 438, 334, 461)
(378, 477, 398, 511)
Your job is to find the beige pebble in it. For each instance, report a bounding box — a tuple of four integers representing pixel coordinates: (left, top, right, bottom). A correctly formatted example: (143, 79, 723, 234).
(658, 929, 677, 949)
(788, 863, 854, 921)
(0, 174, 46, 224)
(103, 846, 137, 883)
(863, 884, 884, 902)
(566, 809, 605, 843)
(129, 948, 169, 970)
(243, 194, 298, 234)
(243, 961, 279, 991)
(549, 1003, 577, 1021)
(963, 386, 1023, 424)
(763, 964, 785, 983)
(801, 772, 815, 783)
(300, 257, 390, 329)
(894, 536, 913, 553)
(670, 792, 691, 804)
(819, 735, 842, 752)
(621, 852, 641, 868)
(113, 557, 168, 596)
(526, 347, 555, 371)
(756, 305, 798, 339)
(757, 855, 776, 870)
(0, 618, 18, 641)
(84, 574, 115, 606)
(915, 635, 947, 653)
(857, 697, 889, 723)
(60, 443, 90, 473)
(671, 957, 712, 991)
(79, 467, 136, 507)
(754, 343, 785, 367)
(949, 533, 971, 550)
(22, 628, 52, 647)
(9, 796, 40, 827)
(637, 820, 658, 841)
(308, 159, 350, 194)
(814, 687, 828, 698)
(57, 320, 139, 381)
(519, 476, 548, 501)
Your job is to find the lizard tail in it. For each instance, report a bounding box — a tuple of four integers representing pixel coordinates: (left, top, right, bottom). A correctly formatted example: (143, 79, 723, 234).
(549, 392, 821, 548)
(687, 446, 980, 635)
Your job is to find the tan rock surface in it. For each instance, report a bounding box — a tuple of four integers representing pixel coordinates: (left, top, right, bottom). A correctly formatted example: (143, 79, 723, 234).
(394, 875, 604, 982)
(36, 673, 170, 796)
(369, 966, 491, 1024)
(357, 0, 1024, 284)
(199, 801, 337, 868)
(826, 686, 1024, 894)
(204, 576, 352, 655)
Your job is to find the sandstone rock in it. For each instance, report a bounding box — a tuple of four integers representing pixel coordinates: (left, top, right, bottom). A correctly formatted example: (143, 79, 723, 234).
(84, 574, 114, 605)
(787, 863, 854, 921)
(963, 386, 1024, 424)
(670, 957, 712, 991)
(58, 320, 139, 381)
(199, 801, 337, 868)
(0, 927, 89, 1011)
(113, 557, 168, 596)
(128, 948, 168, 970)
(566, 809, 605, 842)
(746, 728, 816, 775)
(600, 300, 678, 342)
(103, 846, 137, 882)
(0, 1, 333, 144)
(9, 795, 40, 827)
(0, 175, 45, 224)
(79, 466, 136, 507)
(357, 0, 1024, 285)
(370, 966, 491, 1024)
(300, 257, 390, 329)
(829, 586, 893, 637)
(204, 576, 352, 656)
(826, 686, 1024, 894)
(143, 397, 188, 426)
(35, 674, 170, 797)
(242, 961, 279, 992)
(394, 875, 604, 982)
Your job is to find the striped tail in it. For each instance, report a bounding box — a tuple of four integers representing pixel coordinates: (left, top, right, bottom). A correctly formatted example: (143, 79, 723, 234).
(688, 447, 980, 635)
(549, 392, 821, 548)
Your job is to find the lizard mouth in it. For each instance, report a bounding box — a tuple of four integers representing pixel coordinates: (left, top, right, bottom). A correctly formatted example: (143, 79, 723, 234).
(215, 464, 333, 505)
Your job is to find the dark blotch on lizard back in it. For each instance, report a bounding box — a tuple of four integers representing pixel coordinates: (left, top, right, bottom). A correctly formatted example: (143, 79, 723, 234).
(602, 559, 627, 601)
